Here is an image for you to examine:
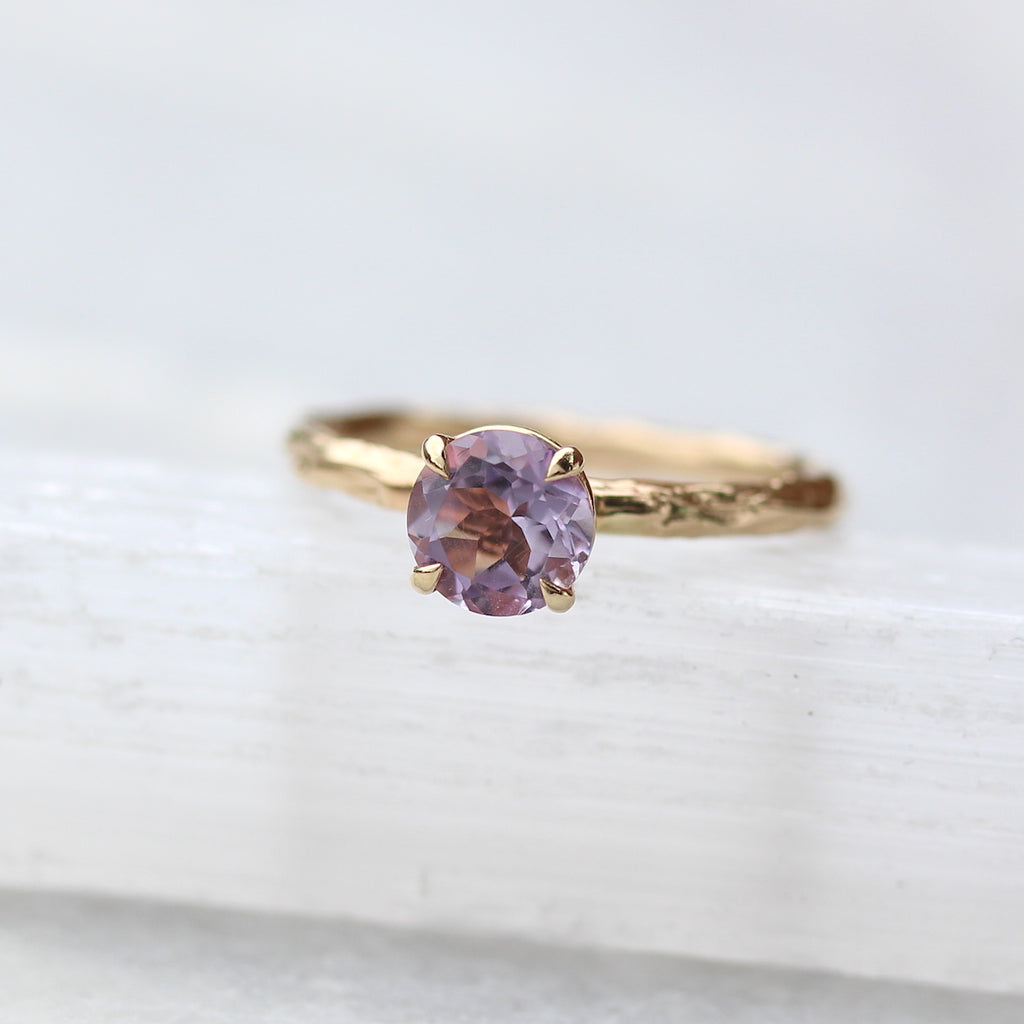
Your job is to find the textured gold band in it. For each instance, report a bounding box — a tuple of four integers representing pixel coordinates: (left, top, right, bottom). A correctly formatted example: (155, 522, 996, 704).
(287, 410, 840, 538)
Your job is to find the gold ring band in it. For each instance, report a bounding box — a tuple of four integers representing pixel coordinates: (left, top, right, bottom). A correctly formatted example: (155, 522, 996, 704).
(287, 409, 840, 616)
(288, 409, 840, 538)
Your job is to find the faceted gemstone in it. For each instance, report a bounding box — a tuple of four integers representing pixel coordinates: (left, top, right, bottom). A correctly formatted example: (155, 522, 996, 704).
(407, 428, 595, 615)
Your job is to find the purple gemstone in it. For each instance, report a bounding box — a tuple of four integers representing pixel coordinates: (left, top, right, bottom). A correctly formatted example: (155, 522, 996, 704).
(407, 429, 596, 615)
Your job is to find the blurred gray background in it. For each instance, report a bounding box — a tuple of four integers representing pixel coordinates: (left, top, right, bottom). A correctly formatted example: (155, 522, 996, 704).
(2, 1, 1022, 544)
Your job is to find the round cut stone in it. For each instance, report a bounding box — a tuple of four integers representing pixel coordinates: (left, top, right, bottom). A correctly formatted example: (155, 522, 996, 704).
(407, 428, 596, 615)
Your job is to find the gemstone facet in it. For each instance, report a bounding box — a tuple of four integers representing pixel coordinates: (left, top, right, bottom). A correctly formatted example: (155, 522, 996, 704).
(407, 428, 596, 615)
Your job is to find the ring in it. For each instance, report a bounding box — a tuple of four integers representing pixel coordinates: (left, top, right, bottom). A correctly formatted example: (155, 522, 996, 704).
(287, 410, 841, 617)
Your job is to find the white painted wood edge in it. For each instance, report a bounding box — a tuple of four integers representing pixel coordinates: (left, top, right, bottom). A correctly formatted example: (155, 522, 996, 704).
(2, 452, 1023, 993)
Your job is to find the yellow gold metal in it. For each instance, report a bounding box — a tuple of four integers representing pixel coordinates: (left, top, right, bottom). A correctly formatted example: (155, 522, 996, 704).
(288, 410, 841, 538)
(546, 445, 585, 481)
(540, 578, 576, 613)
(411, 562, 443, 594)
(421, 433, 453, 478)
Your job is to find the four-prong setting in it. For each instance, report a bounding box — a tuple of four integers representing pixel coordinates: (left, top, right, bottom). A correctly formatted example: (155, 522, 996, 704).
(421, 433, 453, 478)
(407, 426, 595, 616)
(545, 446, 585, 481)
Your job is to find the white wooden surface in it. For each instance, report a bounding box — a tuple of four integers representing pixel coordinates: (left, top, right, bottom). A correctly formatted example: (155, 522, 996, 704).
(2, 451, 1023, 994)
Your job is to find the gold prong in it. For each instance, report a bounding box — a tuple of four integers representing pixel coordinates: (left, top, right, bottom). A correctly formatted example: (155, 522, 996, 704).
(546, 446, 585, 481)
(422, 434, 453, 477)
(411, 562, 443, 594)
(540, 578, 575, 613)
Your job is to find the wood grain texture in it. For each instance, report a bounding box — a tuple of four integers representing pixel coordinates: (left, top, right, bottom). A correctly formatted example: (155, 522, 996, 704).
(1, 452, 1023, 992)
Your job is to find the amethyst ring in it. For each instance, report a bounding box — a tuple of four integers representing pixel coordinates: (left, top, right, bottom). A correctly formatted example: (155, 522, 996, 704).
(288, 410, 841, 617)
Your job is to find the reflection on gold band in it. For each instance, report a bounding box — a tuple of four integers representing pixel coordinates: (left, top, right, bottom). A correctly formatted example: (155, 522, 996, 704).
(288, 409, 840, 538)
